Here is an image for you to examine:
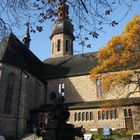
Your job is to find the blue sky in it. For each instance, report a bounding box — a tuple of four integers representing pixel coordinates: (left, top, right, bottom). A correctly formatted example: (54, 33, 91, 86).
(13, 1, 140, 61)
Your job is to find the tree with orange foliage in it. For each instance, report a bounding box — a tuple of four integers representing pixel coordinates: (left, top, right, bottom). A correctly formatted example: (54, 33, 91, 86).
(90, 15, 140, 94)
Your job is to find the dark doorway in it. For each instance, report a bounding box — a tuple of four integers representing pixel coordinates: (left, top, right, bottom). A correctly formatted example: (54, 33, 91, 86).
(125, 118, 134, 130)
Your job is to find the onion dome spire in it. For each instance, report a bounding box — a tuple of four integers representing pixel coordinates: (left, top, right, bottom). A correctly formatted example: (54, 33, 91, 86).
(23, 23, 31, 49)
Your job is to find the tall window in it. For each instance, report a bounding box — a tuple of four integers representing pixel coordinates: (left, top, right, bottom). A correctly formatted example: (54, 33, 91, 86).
(86, 112, 90, 121)
(90, 112, 93, 120)
(57, 39, 61, 51)
(96, 78, 103, 97)
(106, 110, 109, 120)
(34, 81, 41, 107)
(98, 111, 101, 120)
(3, 73, 15, 114)
(82, 112, 85, 121)
(66, 40, 69, 52)
(78, 112, 81, 121)
(59, 83, 64, 96)
(74, 112, 77, 121)
(52, 42, 54, 54)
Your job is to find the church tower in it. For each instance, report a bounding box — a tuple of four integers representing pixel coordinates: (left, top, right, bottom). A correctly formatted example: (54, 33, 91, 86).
(50, 1, 74, 58)
(23, 23, 31, 49)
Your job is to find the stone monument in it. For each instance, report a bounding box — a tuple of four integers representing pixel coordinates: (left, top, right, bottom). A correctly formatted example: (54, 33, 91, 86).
(42, 92, 83, 140)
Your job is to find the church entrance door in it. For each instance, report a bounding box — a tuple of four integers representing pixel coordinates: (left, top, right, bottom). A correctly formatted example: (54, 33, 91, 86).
(125, 118, 134, 130)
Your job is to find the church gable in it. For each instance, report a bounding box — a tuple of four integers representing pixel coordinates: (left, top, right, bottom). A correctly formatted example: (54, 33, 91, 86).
(0, 33, 44, 82)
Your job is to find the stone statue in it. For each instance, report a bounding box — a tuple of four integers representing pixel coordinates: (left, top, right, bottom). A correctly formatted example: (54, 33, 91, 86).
(43, 92, 84, 140)
(48, 92, 70, 124)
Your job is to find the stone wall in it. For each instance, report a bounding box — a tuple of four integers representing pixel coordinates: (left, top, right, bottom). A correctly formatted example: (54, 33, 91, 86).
(0, 63, 46, 138)
(47, 75, 140, 104)
(68, 105, 140, 132)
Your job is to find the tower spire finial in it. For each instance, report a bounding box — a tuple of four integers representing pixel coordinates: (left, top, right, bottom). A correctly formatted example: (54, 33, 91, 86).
(23, 23, 31, 49)
(57, 0, 69, 20)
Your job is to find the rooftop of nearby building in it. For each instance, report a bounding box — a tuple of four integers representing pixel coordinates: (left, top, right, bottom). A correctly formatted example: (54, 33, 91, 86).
(43, 52, 98, 79)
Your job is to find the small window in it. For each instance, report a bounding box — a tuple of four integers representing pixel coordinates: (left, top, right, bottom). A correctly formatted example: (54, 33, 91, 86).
(78, 112, 81, 121)
(110, 110, 114, 119)
(74, 112, 77, 121)
(90, 112, 93, 120)
(98, 111, 101, 120)
(57, 39, 61, 51)
(52, 42, 54, 54)
(58, 83, 65, 96)
(114, 109, 118, 119)
(102, 111, 106, 120)
(96, 78, 103, 97)
(128, 109, 132, 117)
(124, 109, 128, 117)
(82, 112, 85, 121)
(86, 112, 89, 121)
(106, 110, 109, 120)
(66, 40, 69, 52)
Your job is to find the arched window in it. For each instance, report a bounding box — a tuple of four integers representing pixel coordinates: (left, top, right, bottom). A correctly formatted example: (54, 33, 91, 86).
(96, 79, 103, 97)
(78, 112, 81, 121)
(106, 110, 109, 120)
(3, 73, 15, 114)
(74, 112, 77, 121)
(57, 39, 61, 51)
(114, 109, 118, 119)
(128, 108, 132, 117)
(66, 40, 69, 52)
(124, 109, 128, 117)
(82, 112, 85, 121)
(90, 112, 93, 120)
(110, 110, 113, 119)
(102, 111, 105, 120)
(86, 112, 89, 121)
(98, 111, 101, 120)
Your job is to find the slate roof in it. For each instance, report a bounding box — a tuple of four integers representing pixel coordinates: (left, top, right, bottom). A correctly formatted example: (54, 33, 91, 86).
(31, 97, 140, 112)
(67, 97, 140, 110)
(0, 33, 44, 81)
(43, 52, 98, 79)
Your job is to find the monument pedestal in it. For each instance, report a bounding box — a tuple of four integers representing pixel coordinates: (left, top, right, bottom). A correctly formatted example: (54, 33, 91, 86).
(43, 122, 75, 140)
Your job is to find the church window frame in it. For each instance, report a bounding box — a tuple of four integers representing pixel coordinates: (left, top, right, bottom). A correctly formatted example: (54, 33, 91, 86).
(52, 42, 54, 54)
(78, 112, 81, 121)
(34, 81, 41, 108)
(124, 109, 128, 117)
(106, 110, 109, 120)
(89, 111, 93, 120)
(66, 40, 69, 52)
(114, 109, 118, 119)
(98, 111, 101, 120)
(102, 111, 106, 120)
(57, 39, 61, 51)
(86, 112, 89, 121)
(74, 112, 77, 121)
(58, 83, 65, 96)
(128, 108, 132, 117)
(82, 112, 85, 121)
(3, 72, 15, 115)
(96, 78, 103, 97)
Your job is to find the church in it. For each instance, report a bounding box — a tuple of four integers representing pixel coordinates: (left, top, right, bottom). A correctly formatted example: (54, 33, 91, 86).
(0, 1, 140, 139)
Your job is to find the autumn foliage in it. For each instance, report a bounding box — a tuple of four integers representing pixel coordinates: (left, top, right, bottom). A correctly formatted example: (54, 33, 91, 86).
(90, 15, 140, 91)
